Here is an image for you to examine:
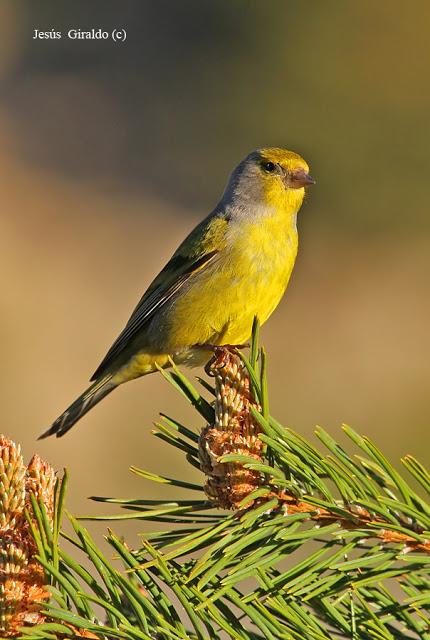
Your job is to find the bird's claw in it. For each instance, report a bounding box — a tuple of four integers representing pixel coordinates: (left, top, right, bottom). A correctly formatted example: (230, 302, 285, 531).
(198, 343, 250, 377)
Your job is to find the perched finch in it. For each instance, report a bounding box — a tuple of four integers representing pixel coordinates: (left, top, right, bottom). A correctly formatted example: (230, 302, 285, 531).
(40, 147, 314, 439)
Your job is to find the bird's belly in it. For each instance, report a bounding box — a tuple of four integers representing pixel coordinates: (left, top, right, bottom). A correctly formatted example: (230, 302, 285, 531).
(161, 232, 298, 350)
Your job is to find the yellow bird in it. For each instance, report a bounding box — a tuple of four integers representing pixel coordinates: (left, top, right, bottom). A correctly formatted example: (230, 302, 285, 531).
(40, 148, 314, 439)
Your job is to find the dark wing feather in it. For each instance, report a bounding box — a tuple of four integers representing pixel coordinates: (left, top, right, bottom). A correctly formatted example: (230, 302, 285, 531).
(90, 250, 218, 380)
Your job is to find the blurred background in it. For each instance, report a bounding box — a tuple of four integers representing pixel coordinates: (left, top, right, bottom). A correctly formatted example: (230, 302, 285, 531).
(1, 1, 429, 538)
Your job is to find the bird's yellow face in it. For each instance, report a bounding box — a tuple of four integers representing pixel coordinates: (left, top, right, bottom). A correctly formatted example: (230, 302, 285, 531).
(224, 147, 314, 215)
(257, 147, 315, 210)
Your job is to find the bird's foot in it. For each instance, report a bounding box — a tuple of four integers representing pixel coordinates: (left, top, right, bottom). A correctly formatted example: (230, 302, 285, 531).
(196, 343, 250, 377)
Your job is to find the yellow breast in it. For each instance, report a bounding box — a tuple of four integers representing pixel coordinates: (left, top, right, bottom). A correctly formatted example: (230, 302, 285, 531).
(166, 209, 299, 350)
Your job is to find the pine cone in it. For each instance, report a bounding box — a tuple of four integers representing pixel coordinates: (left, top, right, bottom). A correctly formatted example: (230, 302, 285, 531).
(199, 349, 264, 509)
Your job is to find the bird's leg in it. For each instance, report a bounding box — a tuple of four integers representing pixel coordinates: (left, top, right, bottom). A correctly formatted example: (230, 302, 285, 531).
(224, 342, 250, 351)
(196, 342, 250, 352)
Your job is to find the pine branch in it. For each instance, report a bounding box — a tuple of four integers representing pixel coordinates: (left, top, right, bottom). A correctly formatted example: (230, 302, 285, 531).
(3, 325, 429, 638)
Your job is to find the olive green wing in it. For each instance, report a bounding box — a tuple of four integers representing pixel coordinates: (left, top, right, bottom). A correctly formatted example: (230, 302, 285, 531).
(90, 214, 228, 380)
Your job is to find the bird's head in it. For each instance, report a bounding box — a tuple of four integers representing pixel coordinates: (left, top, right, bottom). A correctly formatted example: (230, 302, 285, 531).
(224, 147, 315, 213)
(257, 148, 314, 190)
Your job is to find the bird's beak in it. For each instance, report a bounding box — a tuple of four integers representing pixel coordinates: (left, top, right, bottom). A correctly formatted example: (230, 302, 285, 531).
(288, 168, 316, 189)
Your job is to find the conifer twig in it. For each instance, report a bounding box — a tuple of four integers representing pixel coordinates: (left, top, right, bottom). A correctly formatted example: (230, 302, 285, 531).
(19, 327, 430, 640)
(199, 348, 430, 555)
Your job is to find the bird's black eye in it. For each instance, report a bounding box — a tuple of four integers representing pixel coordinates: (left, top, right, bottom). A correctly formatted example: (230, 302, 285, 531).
(262, 161, 276, 173)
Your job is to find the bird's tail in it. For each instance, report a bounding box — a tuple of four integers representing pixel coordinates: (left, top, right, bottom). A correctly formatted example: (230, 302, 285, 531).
(39, 375, 117, 439)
